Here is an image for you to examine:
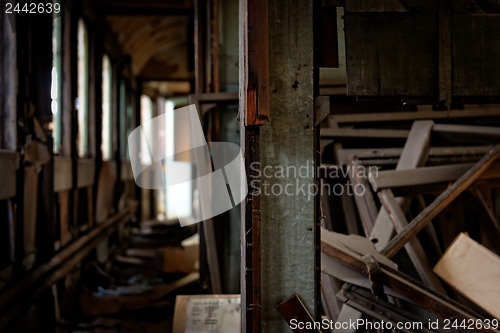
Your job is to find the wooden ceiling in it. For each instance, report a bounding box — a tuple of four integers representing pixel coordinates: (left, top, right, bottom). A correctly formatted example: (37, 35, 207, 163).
(103, 0, 194, 96)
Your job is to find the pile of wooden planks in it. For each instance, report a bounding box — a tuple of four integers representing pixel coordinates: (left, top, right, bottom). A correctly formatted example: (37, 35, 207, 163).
(319, 108, 500, 332)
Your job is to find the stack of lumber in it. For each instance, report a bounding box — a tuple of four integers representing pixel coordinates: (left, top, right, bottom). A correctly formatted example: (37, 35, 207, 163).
(319, 107, 500, 332)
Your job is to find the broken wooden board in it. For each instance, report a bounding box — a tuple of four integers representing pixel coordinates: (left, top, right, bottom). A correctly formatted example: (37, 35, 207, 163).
(322, 232, 499, 333)
(371, 120, 433, 251)
(382, 143, 500, 258)
(336, 145, 491, 166)
(321, 229, 397, 269)
(434, 233, 500, 320)
(369, 162, 500, 192)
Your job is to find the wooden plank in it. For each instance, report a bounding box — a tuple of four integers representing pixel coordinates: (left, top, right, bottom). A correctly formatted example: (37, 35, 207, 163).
(346, 159, 378, 236)
(120, 161, 134, 181)
(202, 220, 222, 294)
(320, 272, 341, 321)
(54, 157, 72, 192)
(382, 143, 500, 258)
(239, 0, 269, 125)
(259, 1, 316, 331)
(336, 145, 491, 165)
(345, 0, 407, 12)
(321, 127, 409, 139)
(344, 13, 438, 96)
(452, 14, 500, 96)
(371, 120, 433, 250)
(370, 161, 500, 192)
(329, 108, 500, 126)
(438, 0, 452, 109)
(322, 232, 498, 332)
(434, 233, 500, 319)
(77, 159, 95, 188)
(378, 189, 447, 294)
(433, 123, 500, 138)
(314, 96, 330, 126)
(0, 151, 19, 200)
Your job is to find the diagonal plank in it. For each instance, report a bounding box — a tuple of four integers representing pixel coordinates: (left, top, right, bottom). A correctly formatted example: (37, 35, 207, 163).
(370, 120, 434, 250)
(378, 189, 447, 294)
(381, 143, 500, 258)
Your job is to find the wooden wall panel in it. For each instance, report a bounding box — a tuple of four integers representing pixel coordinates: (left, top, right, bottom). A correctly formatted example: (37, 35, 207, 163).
(344, 13, 438, 96)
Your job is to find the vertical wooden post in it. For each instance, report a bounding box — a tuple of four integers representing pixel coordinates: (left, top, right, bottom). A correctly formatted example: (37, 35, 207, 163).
(240, 0, 316, 331)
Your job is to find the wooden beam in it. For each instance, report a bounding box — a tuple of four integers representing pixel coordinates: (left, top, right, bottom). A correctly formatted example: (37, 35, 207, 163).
(258, 1, 316, 331)
(239, 0, 270, 126)
(336, 145, 491, 166)
(321, 127, 409, 139)
(378, 189, 447, 294)
(433, 123, 500, 138)
(346, 159, 378, 236)
(329, 108, 500, 126)
(321, 231, 497, 332)
(77, 159, 95, 188)
(381, 143, 500, 258)
(0, 151, 19, 200)
(434, 233, 500, 320)
(370, 120, 433, 250)
(438, 0, 452, 109)
(369, 161, 500, 192)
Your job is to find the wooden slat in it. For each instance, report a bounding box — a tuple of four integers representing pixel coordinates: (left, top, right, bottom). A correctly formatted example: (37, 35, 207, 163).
(77, 159, 95, 188)
(120, 160, 134, 181)
(371, 120, 433, 250)
(321, 127, 409, 139)
(433, 123, 500, 138)
(0, 151, 19, 200)
(345, 0, 407, 12)
(344, 12, 438, 96)
(378, 189, 446, 294)
(434, 233, 500, 319)
(54, 157, 72, 192)
(329, 108, 500, 126)
(322, 231, 498, 333)
(369, 161, 500, 192)
(336, 145, 491, 165)
(382, 143, 500, 258)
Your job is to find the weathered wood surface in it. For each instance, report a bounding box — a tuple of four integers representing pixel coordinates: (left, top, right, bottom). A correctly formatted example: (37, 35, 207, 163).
(434, 233, 500, 320)
(382, 143, 500, 258)
(378, 189, 446, 294)
(369, 162, 500, 192)
(336, 145, 491, 166)
(370, 121, 433, 251)
(329, 108, 500, 126)
(322, 230, 498, 333)
(344, 12, 438, 96)
(259, 0, 316, 331)
(452, 14, 500, 96)
(0, 151, 19, 200)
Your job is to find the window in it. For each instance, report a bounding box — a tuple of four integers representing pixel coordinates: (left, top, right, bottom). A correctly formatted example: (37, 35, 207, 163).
(51, 10, 62, 154)
(76, 19, 89, 157)
(101, 55, 112, 160)
(164, 99, 192, 220)
(119, 80, 126, 158)
(125, 92, 134, 160)
(140, 95, 153, 166)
